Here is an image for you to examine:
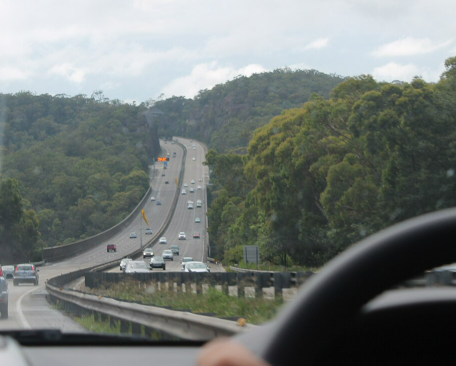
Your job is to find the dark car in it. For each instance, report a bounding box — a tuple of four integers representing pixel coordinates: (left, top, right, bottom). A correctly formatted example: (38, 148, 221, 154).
(156, 200, 162, 205)
(13, 264, 39, 286)
(0, 276, 8, 319)
(170, 245, 180, 255)
(165, 180, 169, 184)
(1, 265, 14, 279)
(107, 244, 117, 252)
(193, 233, 200, 239)
(150, 256, 166, 270)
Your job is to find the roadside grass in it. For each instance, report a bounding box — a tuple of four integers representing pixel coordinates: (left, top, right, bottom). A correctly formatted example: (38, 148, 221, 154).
(92, 281, 283, 325)
(228, 261, 319, 272)
(74, 314, 122, 334)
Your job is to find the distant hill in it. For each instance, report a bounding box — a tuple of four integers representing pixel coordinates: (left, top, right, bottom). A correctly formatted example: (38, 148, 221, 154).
(155, 68, 345, 152)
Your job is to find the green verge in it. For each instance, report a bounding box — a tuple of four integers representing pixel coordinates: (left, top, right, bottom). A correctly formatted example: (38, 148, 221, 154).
(228, 261, 319, 272)
(91, 280, 284, 325)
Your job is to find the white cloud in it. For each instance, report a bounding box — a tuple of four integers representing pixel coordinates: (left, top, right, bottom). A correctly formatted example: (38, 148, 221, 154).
(372, 62, 443, 82)
(304, 38, 329, 50)
(49, 64, 86, 84)
(372, 37, 452, 57)
(0, 67, 27, 81)
(161, 62, 267, 98)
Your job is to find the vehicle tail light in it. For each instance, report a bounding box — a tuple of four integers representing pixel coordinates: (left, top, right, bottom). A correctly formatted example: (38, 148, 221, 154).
(15, 266, 18, 272)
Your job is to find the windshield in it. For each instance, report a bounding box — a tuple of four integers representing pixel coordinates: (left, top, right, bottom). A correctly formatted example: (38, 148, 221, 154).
(0, 0, 454, 347)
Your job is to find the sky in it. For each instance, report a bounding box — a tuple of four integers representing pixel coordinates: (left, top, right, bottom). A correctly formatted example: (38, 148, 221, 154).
(0, 0, 455, 103)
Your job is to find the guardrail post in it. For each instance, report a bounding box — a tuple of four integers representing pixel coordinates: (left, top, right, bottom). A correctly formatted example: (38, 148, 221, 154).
(184, 273, 192, 293)
(195, 273, 204, 294)
(120, 320, 130, 333)
(273, 273, 283, 301)
(236, 273, 245, 298)
(132, 323, 142, 335)
(109, 316, 117, 328)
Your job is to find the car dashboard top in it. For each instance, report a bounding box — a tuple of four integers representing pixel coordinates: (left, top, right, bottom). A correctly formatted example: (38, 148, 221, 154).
(0, 331, 204, 366)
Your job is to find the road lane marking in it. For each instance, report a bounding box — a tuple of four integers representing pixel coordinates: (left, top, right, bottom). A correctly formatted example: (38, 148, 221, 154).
(16, 286, 42, 329)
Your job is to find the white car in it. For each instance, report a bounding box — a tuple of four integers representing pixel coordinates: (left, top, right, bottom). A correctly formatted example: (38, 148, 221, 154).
(195, 217, 201, 223)
(197, 185, 202, 190)
(184, 183, 188, 187)
(199, 178, 203, 182)
(183, 261, 210, 273)
(145, 228, 153, 235)
(129, 232, 137, 238)
(191, 180, 195, 184)
(150, 196, 155, 201)
(178, 232, 186, 240)
(192, 157, 196, 161)
(162, 250, 174, 261)
(188, 203, 194, 209)
(190, 188, 194, 193)
(124, 261, 150, 273)
(181, 189, 187, 195)
(159, 237, 167, 244)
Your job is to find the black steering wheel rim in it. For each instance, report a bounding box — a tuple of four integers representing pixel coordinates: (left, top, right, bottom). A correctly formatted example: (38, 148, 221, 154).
(237, 208, 456, 366)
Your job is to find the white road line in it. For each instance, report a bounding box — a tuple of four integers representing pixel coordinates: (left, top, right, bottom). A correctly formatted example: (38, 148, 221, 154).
(16, 286, 42, 329)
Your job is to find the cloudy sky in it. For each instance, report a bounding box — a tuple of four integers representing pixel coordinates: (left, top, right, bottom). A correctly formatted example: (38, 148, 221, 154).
(0, 0, 455, 102)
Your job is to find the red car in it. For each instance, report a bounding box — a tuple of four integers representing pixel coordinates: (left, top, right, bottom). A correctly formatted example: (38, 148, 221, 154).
(193, 233, 200, 239)
(107, 244, 117, 253)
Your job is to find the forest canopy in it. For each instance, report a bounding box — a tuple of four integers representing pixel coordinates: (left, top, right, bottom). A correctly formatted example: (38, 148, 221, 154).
(205, 57, 456, 267)
(0, 92, 160, 262)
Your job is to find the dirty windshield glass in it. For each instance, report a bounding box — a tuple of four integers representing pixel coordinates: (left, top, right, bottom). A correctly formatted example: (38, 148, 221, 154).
(0, 0, 455, 343)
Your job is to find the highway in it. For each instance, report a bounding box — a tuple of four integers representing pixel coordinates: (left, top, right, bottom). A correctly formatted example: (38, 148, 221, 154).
(108, 137, 210, 272)
(0, 137, 210, 331)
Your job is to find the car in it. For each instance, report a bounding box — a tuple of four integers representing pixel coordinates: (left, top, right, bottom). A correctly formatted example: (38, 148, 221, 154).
(196, 200, 202, 207)
(195, 217, 201, 223)
(197, 185, 202, 190)
(161, 173, 165, 176)
(169, 245, 180, 255)
(182, 189, 187, 195)
(184, 183, 188, 187)
(182, 261, 210, 273)
(188, 203, 194, 209)
(0, 275, 8, 318)
(159, 237, 167, 244)
(145, 228, 153, 235)
(124, 261, 149, 274)
(143, 248, 154, 258)
(156, 200, 162, 205)
(178, 232, 186, 240)
(199, 178, 203, 182)
(13, 264, 39, 286)
(181, 257, 194, 271)
(192, 157, 196, 161)
(165, 180, 169, 184)
(1, 265, 14, 279)
(193, 233, 200, 239)
(150, 256, 166, 270)
(187, 200, 194, 205)
(190, 188, 194, 193)
(150, 196, 155, 201)
(119, 258, 132, 271)
(191, 179, 195, 184)
(107, 244, 117, 252)
(129, 232, 137, 239)
(162, 250, 174, 261)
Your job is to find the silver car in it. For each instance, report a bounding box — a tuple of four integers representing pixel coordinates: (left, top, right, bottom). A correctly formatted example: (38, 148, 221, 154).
(162, 250, 174, 261)
(13, 264, 39, 286)
(120, 258, 132, 271)
(124, 261, 149, 273)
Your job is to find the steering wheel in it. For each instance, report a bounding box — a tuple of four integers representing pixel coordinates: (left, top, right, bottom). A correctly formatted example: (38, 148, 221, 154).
(236, 208, 456, 366)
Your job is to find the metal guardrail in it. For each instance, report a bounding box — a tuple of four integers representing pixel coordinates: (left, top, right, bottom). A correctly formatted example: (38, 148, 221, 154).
(46, 282, 254, 340)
